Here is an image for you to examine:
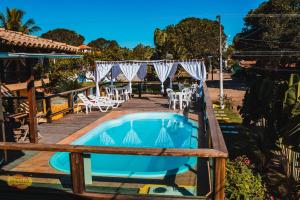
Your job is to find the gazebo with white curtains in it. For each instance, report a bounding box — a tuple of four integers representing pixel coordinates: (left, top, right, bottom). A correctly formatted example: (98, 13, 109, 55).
(94, 59, 207, 98)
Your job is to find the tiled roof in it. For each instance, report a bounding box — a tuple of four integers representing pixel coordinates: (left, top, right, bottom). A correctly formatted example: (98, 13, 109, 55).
(78, 45, 91, 49)
(0, 28, 79, 52)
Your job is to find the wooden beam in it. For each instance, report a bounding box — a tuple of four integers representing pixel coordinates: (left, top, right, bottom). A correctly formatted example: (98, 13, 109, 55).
(27, 63, 38, 143)
(78, 192, 208, 200)
(203, 83, 228, 155)
(0, 142, 228, 158)
(70, 152, 85, 194)
(4, 78, 49, 91)
(0, 71, 7, 162)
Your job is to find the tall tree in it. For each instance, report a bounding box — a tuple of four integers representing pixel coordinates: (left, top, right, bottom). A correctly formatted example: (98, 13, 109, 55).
(233, 0, 300, 67)
(0, 8, 41, 34)
(88, 38, 119, 51)
(131, 44, 154, 60)
(154, 17, 226, 59)
(41, 29, 85, 46)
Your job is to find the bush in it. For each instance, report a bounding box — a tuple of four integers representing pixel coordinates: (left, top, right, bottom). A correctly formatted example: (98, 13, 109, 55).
(225, 156, 266, 200)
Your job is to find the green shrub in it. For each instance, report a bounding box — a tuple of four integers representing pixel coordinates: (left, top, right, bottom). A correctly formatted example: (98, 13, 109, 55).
(225, 156, 266, 200)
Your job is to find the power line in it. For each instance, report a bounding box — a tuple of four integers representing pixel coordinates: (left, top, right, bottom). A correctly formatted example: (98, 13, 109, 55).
(247, 14, 300, 18)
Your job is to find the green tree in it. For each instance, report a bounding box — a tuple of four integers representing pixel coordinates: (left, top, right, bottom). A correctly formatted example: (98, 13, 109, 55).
(154, 17, 226, 59)
(88, 38, 129, 60)
(88, 38, 119, 51)
(233, 0, 300, 66)
(131, 44, 154, 60)
(41, 28, 85, 46)
(0, 7, 41, 34)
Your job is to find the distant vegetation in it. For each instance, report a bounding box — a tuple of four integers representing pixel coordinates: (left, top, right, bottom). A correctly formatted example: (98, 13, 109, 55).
(154, 17, 226, 59)
(233, 0, 300, 67)
(0, 7, 41, 34)
(41, 28, 85, 46)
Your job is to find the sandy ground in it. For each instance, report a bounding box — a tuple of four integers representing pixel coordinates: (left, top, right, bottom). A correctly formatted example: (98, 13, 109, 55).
(206, 72, 247, 111)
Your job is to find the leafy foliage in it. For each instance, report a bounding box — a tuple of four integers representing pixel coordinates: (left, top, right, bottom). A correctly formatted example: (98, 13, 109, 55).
(41, 28, 85, 46)
(225, 156, 266, 200)
(154, 17, 226, 59)
(233, 0, 300, 66)
(88, 38, 154, 61)
(48, 59, 84, 93)
(0, 7, 41, 34)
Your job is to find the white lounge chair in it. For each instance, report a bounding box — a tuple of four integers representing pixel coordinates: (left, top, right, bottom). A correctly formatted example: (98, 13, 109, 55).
(77, 93, 112, 113)
(88, 95, 123, 109)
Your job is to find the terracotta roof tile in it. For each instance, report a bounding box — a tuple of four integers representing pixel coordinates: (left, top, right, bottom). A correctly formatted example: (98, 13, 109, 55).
(0, 28, 79, 52)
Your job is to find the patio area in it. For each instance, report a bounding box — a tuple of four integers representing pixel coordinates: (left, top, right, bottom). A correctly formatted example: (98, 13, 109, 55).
(0, 94, 211, 199)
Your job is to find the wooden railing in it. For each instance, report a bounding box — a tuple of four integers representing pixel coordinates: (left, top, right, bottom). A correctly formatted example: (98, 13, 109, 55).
(44, 85, 95, 123)
(0, 82, 228, 200)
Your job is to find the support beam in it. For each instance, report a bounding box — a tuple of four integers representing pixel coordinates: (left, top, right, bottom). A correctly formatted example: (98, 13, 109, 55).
(70, 152, 85, 194)
(27, 63, 38, 143)
(0, 73, 7, 162)
(214, 158, 226, 200)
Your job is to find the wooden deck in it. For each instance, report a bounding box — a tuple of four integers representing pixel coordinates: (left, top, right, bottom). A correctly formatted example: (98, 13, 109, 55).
(0, 95, 209, 199)
(40, 95, 171, 144)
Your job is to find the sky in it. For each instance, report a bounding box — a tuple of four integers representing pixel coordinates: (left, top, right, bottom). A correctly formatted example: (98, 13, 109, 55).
(0, 0, 265, 48)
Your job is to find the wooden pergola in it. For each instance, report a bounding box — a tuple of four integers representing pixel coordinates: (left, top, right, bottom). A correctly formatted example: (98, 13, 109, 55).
(0, 29, 82, 146)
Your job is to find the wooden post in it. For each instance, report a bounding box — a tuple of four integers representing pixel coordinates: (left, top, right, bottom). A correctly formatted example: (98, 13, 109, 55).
(214, 158, 226, 200)
(0, 76, 7, 162)
(138, 82, 142, 98)
(85, 88, 90, 97)
(68, 92, 74, 114)
(70, 152, 85, 194)
(45, 97, 52, 123)
(27, 64, 38, 143)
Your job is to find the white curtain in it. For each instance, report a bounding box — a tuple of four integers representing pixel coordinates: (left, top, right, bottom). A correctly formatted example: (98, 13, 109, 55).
(201, 61, 207, 82)
(167, 63, 178, 89)
(119, 63, 141, 92)
(153, 62, 173, 93)
(137, 63, 148, 80)
(180, 61, 202, 80)
(111, 64, 122, 85)
(95, 62, 113, 97)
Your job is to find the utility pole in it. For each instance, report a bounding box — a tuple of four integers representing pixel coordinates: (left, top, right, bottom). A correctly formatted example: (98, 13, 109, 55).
(217, 15, 224, 109)
(208, 56, 213, 80)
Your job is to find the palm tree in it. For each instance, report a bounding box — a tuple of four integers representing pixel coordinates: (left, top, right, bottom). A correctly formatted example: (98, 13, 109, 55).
(0, 8, 41, 34)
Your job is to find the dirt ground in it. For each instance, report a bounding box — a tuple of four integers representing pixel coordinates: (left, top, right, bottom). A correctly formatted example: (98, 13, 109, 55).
(206, 72, 247, 111)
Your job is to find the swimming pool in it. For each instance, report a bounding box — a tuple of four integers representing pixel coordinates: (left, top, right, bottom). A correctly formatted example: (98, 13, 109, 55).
(50, 112, 198, 178)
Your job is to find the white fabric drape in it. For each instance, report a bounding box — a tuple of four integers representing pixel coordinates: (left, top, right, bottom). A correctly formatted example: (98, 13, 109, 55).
(110, 64, 122, 85)
(201, 61, 207, 82)
(119, 63, 141, 92)
(95, 63, 113, 97)
(180, 61, 202, 80)
(137, 63, 148, 80)
(153, 62, 173, 93)
(167, 63, 178, 89)
(111, 65, 122, 79)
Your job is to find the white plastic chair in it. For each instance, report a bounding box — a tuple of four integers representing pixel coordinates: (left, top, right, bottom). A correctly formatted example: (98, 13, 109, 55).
(182, 90, 192, 108)
(166, 88, 173, 106)
(123, 85, 132, 101)
(105, 87, 115, 100)
(168, 91, 179, 110)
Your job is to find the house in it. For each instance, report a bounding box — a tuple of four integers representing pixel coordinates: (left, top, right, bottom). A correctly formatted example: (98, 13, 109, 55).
(78, 44, 92, 53)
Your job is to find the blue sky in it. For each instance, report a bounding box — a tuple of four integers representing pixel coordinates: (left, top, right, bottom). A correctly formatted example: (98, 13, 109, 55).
(1, 0, 265, 48)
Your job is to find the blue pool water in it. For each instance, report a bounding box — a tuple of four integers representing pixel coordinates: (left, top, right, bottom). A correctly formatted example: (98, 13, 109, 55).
(50, 112, 198, 177)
